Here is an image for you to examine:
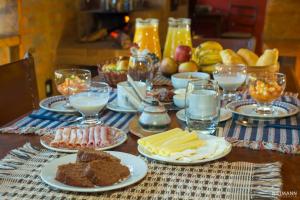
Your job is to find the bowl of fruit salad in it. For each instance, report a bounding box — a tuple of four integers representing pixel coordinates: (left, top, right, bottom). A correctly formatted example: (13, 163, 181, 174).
(248, 72, 286, 114)
(54, 69, 92, 108)
(97, 56, 129, 87)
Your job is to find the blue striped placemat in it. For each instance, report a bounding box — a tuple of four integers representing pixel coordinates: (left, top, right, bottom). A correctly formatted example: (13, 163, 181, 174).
(0, 91, 135, 134)
(220, 94, 300, 154)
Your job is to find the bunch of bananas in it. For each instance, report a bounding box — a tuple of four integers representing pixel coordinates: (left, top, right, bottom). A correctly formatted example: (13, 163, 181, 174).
(192, 41, 223, 73)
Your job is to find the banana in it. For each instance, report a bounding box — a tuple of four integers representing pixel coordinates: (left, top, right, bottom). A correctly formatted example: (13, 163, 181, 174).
(198, 54, 222, 65)
(237, 48, 258, 66)
(200, 41, 223, 51)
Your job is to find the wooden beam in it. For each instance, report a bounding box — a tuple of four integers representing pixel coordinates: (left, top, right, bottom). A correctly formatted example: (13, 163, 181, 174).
(0, 35, 20, 48)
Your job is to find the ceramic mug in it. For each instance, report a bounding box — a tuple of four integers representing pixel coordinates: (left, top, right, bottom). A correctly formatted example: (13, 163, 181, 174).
(117, 81, 146, 109)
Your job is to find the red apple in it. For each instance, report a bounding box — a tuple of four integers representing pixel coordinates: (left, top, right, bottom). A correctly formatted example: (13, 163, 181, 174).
(174, 45, 192, 62)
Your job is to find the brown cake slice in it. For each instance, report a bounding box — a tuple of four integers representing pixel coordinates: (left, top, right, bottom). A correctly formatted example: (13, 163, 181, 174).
(76, 149, 120, 163)
(55, 163, 94, 187)
(84, 160, 130, 186)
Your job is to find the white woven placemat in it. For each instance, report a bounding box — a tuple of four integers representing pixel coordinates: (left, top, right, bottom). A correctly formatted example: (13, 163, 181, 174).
(0, 143, 282, 200)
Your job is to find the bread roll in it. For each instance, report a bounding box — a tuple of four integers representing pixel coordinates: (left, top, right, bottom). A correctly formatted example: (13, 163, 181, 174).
(237, 48, 258, 66)
(256, 48, 279, 66)
(220, 49, 246, 65)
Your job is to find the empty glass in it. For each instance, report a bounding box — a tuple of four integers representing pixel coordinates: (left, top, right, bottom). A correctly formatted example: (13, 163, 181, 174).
(69, 81, 110, 125)
(185, 79, 221, 135)
(128, 54, 156, 90)
(54, 69, 91, 108)
(213, 64, 246, 101)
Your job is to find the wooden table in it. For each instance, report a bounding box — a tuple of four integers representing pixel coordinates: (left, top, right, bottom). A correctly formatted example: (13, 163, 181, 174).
(0, 112, 300, 199)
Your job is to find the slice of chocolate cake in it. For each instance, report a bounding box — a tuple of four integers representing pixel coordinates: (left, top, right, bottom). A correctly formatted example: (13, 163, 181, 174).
(84, 160, 130, 186)
(55, 163, 93, 187)
(76, 149, 120, 163)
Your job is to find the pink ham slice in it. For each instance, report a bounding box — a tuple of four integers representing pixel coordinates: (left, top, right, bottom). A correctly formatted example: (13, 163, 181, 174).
(75, 128, 83, 147)
(68, 128, 77, 147)
(94, 126, 101, 147)
(100, 126, 110, 146)
(81, 127, 89, 147)
(50, 128, 63, 147)
(88, 127, 95, 147)
(62, 127, 71, 145)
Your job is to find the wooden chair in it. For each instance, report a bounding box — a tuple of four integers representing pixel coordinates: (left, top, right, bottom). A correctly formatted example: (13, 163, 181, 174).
(193, 37, 256, 51)
(0, 53, 39, 126)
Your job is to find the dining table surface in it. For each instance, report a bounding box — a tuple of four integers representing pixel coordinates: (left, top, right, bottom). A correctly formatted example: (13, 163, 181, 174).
(1, 110, 300, 199)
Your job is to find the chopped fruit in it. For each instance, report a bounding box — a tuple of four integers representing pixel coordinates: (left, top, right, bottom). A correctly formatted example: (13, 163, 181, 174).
(57, 76, 88, 95)
(249, 80, 283, 103)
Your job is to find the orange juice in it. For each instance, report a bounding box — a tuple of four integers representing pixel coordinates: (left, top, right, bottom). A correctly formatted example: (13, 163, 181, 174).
(163, 18, 192, 59)
(133, 18, 161, 59)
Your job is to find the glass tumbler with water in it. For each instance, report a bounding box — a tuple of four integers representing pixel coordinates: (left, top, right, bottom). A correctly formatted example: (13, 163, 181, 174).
(185, 79, 221, 135)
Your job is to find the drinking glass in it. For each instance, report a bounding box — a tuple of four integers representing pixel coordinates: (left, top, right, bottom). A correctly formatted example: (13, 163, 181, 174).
(54, 69, 91, 108)
(128, 55, 155, 90)
(213, 64, 246, 101)
(248, 72, 286, 114)
(185, 79, 221, 135)
(69, 81, 110, 125)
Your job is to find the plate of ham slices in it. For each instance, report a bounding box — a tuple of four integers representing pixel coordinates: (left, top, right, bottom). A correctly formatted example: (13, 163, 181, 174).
(40, 125, 127, 153)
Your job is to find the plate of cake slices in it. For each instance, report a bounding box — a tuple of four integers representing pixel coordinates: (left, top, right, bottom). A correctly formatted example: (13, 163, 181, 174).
(40, 149, 148, 192)
(40, 125, 127, 153)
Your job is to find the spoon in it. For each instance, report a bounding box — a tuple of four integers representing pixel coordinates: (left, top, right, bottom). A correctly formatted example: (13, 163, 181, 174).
(235, 119, 300, 130)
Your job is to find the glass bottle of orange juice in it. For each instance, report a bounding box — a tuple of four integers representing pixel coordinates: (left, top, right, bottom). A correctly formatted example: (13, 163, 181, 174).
(133, 18, 161, 60)
(163, 18, 192, 59)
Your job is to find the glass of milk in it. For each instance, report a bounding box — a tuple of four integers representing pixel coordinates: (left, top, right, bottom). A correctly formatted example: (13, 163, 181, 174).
(213, 64, 246, 101)
(69, 81, 110, 124)
(185, 79, 221, 135)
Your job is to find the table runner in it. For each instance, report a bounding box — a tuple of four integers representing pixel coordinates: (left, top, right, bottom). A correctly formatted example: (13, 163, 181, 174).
(220, 94, 300, 154)
(0, 143, 281, 200)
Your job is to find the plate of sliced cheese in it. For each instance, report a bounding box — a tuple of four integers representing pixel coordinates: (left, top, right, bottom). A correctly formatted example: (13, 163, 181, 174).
(137, 128, 231, 165)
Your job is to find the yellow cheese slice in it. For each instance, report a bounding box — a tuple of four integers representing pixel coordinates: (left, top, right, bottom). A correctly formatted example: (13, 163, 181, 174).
(138, 128, 184, 150)
(159, 140, 205, 156)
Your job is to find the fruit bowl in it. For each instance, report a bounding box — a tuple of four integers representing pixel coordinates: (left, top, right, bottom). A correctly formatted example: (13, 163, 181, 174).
(97, 57, 129, 87)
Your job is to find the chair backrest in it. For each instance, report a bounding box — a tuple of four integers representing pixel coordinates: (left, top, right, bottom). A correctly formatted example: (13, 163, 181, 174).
(193, 37, 256, 52)
(0, 53, 39, 126)
(227, 1, 258, 34)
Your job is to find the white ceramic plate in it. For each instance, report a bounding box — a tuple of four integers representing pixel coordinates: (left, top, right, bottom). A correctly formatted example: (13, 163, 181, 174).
(138, 134, 232, 165)
(39, 95, 77, 113)
(40, 151, 147, 192)
(226, 100, 299, 119)
(107, 99, 138, 113)
(176, 108, 232, 122)
(40, 128, 127, 153)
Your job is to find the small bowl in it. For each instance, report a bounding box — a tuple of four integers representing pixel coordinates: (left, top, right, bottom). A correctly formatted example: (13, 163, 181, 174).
(173, 94, 185, 108)
(97, 57, 129, 88)
(171, 72, 210, 89)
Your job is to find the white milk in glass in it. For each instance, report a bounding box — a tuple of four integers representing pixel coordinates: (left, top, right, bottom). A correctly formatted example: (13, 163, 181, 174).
(186, 89, 220, 134)
(69, 92, 109, 116)
(214, 74, 246, 91)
